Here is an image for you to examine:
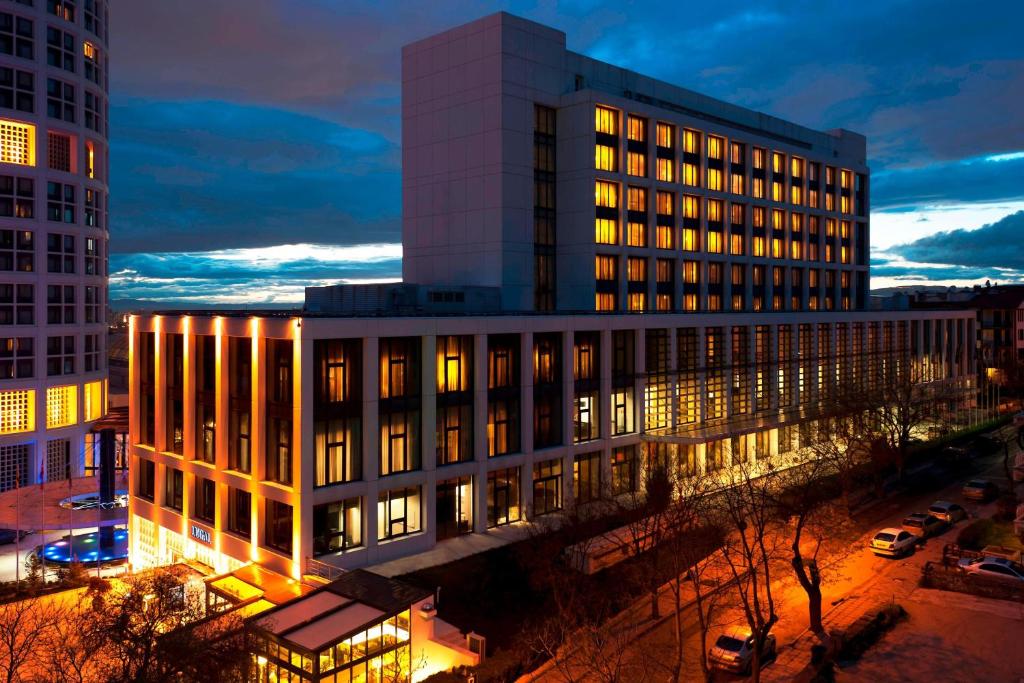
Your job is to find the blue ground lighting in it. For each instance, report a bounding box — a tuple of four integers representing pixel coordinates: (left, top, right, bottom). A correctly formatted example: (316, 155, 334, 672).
(38, 528, 129, 565)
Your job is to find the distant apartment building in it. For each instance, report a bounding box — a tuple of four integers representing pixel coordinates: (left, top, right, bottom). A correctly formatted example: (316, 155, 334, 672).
(0, 0, 110, 492)
(127, 13, 974, 583)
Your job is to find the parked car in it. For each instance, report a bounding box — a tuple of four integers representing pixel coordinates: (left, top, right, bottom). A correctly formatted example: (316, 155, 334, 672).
(962, 479, 999, 502)
(0, 529, 29, 545)
(940, 446, 977, 466)
(708, 626, 777, 674)
(970, 435, 1001, 456)
(928, 501, 967, 524)
(958, 556, 1024, 582)
(870, 528, 917, 557)
(902, 513, 946, 538)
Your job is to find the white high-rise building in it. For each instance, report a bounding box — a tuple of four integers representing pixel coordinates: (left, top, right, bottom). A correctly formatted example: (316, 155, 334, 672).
(0, 0, 110, 491)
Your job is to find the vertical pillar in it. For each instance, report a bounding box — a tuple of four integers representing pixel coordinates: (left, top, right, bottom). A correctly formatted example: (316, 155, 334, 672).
(473, 334, 488, 534)
(422, 334, 437, 546)
(362, 337, 379, 551)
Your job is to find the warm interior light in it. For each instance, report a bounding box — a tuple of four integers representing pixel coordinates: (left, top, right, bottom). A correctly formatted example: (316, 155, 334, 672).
(46, 384, 78, 429)
(0, 120, 35, 167)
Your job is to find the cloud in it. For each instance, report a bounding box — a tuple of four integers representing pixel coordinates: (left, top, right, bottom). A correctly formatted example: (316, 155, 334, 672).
(872, 153, 1024, 211)
(889, 210, 1024, 271)
(109, 243, 402, 305)
(110, 99, 400, 253)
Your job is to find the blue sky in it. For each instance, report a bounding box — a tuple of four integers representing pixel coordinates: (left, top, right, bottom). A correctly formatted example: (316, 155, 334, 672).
(110, 0, 1024, 304)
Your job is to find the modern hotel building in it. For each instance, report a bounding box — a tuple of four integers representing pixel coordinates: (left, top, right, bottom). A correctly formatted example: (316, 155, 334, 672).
(0, 0, 109, 493)
(127, 13, 975, 581)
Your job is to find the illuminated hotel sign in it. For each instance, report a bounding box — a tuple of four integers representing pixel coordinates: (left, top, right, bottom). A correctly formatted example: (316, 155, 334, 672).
(190, 524, 212, 545)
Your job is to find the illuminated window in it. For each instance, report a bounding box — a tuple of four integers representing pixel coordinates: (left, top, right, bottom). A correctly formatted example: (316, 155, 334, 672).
(791, 182, 803, 205)
(683, 293, 698, 311)
(684, 129, 700, 154)
(656, 191, 673, 216)
(46, 384, 76, 429)
(595, 292, 615, 312)
(595, 255, 617, 282)
(730, 233, 744, 255)
(83, 40, 101, 85)
(707, 135, 724, 160)
(627, 115, 646, 142)
(841, 245, 850, 264)
(730, 172, 745, 195)
(707, 231, 723, 254)
(627, 151, 645, 176)
(595, 218, 618, 245)
(84, 380, 102, 421)
(595, 106, 618, 135)
(627, 257, 646, 282)
(772, 237, 783, 259)
(681, 227, 698, 252)
(707, 199, 723, 223)
(595, 144, 617, 172)
(656, 122, 673, 148)
(752, 235, 765, 257)
(85, 140, 94, 178)
(683, 194, 700, 220)
(0, 388, 33, 434)
(683, 260, 699, 284)
(753, 147, 766, 169)
(595, 180, 618, 208)
(772, 152, 784, 174)
(683, 161, 699, 187)
(752, 177, 765, 198)
(628, 292, 646, 311)
(627, 221, 646, 247)
(772, 178, 784, 202)
(656, 225, 674, 250)
(656, 294, 671, 311)
(627, 186, 647, 212)
(707, 294, 722, 311)
(707, 167, 723, 192)
(0, 119, 34, 166)
(656, 157, 674, 182)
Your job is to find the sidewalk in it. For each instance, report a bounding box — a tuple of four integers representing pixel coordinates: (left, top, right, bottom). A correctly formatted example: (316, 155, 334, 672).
(764, 443, 1022, 682)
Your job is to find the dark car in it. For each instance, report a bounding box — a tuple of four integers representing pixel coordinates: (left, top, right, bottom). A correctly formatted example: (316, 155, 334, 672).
(902, 513, 946, 538)
(969, 435, 1001, 456)
(962, 479, 999, 502)
(0, 529, 30, 545)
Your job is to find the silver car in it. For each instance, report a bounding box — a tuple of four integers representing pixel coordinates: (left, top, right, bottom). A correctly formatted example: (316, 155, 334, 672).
(708, 626, 777, 674)
(927, 501, 967, 524)
(958, 557, 1024, 582)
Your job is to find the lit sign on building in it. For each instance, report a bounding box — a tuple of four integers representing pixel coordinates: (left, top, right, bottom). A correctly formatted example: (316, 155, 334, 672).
(190, 524, 212, 545)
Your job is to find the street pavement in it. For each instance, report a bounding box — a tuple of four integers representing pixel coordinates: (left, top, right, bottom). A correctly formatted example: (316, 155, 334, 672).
(526, 445, 1020, 683)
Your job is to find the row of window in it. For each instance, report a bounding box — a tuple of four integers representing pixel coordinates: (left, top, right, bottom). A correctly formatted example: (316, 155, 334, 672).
(595, 255, 864, 312)
(594, 105, 866, 215)
(593, 181, 865, 261)
(0, 229, 105, 272)
(0, 331, 101, 378)
(0, 174, 107, 227)
(0, 282, 106, 327)
(1, 7, 106, 69)
(0, 379, 103, 434)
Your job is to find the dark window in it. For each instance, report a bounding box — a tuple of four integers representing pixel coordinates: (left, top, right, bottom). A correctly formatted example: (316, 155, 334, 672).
(265, 500, 293, 554)
(313, 497, 361, 555)
(193, 477, 215, 523)
(227, 487, 251, 538)
(164, 467, 183, 513)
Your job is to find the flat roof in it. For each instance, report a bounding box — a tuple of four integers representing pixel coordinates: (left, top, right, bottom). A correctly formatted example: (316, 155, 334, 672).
(285, 602, 385, 652)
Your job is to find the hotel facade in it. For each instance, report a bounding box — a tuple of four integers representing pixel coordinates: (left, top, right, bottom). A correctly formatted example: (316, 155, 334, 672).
(0, 0, 110, 493)
(127, 13, 975, 581)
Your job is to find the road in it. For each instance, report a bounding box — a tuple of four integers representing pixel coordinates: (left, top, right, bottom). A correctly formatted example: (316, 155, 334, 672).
(532, 448, 1022, 682)
(636, 453, 1019, 682)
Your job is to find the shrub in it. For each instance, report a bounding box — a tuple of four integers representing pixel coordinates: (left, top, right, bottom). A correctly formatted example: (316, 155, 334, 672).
(956, 518, 993, 550)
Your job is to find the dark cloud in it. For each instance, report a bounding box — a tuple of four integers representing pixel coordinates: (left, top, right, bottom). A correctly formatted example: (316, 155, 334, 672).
(872, 155, 1024, 210)
(110, 99, 400, 253)
(890, 211, 1024, 270)
(108, 0, 1024, 302)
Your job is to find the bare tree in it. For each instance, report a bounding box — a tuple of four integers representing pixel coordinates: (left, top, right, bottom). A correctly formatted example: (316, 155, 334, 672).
(658, 470, 730, 683)
(80, 567, 250, 683)
(714, 459, 783, 683)
(0, 592, 58, 683)
(770, 448, 860, 635)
